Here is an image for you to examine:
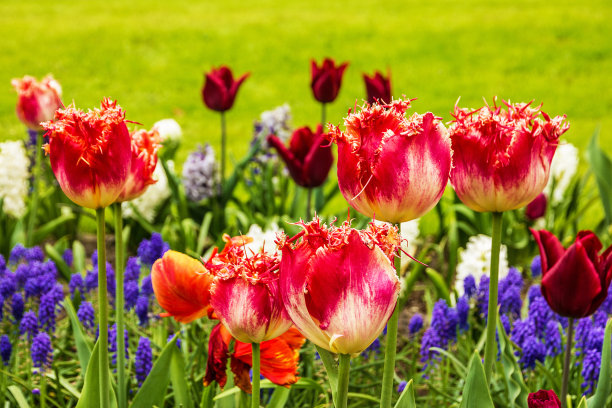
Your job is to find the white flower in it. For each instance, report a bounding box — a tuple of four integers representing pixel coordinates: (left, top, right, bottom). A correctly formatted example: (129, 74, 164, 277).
(152, 119, 182, 143)
(0, 141, 30, 218)
(545, 141, 579, 204)
(455, 234, 509, 296)
(182, 144, 217, 202)
(244, 222, 282, 254)
(253, 104, 292, 150)
(123, 161, 172, 222)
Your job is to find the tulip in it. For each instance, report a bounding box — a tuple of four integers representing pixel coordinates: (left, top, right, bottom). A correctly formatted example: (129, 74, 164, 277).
(531, 229, 612, 318)
(12, 75, 63, 131)
(278, 217, 400, 355)
(448, 99, 570, 213)
(151, 250, 214, 323)
(116, 128, 161, 202)
(310, 58, 349, 104)
(202, 66, 249, 113)
(363, 70, 392, 104)
(267, 125, 333, 188)
(328, 99, 451, 224)
(525, 193, 547, 220)
(528, 390, 562, 408)
(203, 324, 304, 393)
(42, 98, 132, 209)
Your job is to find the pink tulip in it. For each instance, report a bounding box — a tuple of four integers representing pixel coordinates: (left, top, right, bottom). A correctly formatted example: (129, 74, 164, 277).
(116, 128, 161, 202)
(12, 75, 63, 131)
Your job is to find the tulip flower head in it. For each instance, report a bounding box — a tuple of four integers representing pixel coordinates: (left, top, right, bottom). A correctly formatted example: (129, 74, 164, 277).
(151, 250, 214, 323)
(311, 58, 349, 104)
(42, 98, 132, 209)
(328, 99, 451, 223)
(525, 193, 547, 220)
(363, 70, 392, 104)
(116, 128, 161, 202)
(449, 99, 570, 213)
(12, 75, 63, 131)
(267, 125, 333, 188)
(202, 66, 249, 112)
(527, 389, 562, 408)
(531, 229, 612, 318)
(206, 235, 292, 344)
(278, 218, 401, 355)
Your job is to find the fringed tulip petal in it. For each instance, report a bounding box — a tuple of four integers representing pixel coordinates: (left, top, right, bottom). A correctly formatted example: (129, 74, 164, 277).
(12, 75, 63, 131)
(117, 128, 161, 202)
(203, 324, 230, 388)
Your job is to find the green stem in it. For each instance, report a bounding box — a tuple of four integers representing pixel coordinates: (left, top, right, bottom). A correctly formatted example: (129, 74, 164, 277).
(40, 372, 46, 408)
(321, 103, 327, 127)
(561, 318, 574, 408)
(220, 111, 226, 193)
(96, 208, 111, 408)
(251, 343, 260, 408)
(114, 203, 127, 408)
(336, 354, 351, 408)
(483, 211, 503, 382)
(306, 188, 313, 220)
(380, 224, 401, 408)
(26, 131, 43, 246)
(315, 345, 339, 406)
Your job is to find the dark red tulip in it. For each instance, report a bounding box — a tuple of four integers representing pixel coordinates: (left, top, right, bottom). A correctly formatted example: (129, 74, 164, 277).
(525, 193, 547, 220)
(363, 70, 391, 104)
(310, 58, 349, 103)
(531, 229, 612, 318)
(267, 125, 333, 188)
(528, 390, 562, 408)
(202, 66, 249, 112)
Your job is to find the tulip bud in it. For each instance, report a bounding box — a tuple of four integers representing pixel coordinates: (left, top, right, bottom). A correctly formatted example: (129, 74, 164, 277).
(12, 75, 63, 131)
(525, 193, 547, 220)
(363, 70, 392, 104)
(202, 66, 249, 112)
(310, 58, 348, 104)
(527, 389, 562, 408)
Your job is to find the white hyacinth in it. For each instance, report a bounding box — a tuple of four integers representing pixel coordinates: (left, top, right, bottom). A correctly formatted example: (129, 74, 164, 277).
(122, 161, 172, 222)
(455, 234, 509, 296)
(545, 141, 579, 204)
(244, 222, 283, 254)
(152, 118, 182, 143)
(253, 104, 292, 150)
(0, 141, 30, 218)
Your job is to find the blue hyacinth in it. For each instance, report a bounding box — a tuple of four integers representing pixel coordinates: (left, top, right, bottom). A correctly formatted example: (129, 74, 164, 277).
(69, 274, 85, 298)
(26, 246, 44, 263)
(544, 320, 562, 357)
(137, 233, 169, 266)
(431, 299, 458, 343)
(77, 301, 95, 330)
(530, 255, 542, 277)
(0, 272, 17, 298)
(20, 310, 38, 341)
(528, 295, 553, 335)
(397, 380, 407, 393)
(476, 275, 489, 317)
(125, 257, 141, 282)
(109, 324, 130, 366)
(124, 280, 140, 311)
(0, 335, 11, 365)
(135, 337, 153, 387)
(408, 314, 424, 335)
(499, 285, 522, 319)
(62, 248, 73, 267)
(136, 295, 150, 326)
(518, 336, 546, 369)
(11, 292, 24, 321)
(456, 296, 470, 332)
(9, 244, 27, 264)
(463, 274, 477, 299)
(31, 332, 53, 370)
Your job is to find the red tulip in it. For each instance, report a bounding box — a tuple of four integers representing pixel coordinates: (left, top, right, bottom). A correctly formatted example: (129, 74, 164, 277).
(531, 229, 612, 318)
(151, 250, 214, 323)
(449, 99, 570, 212)
(311, 58, 349, 103)
(41, 98, 132, 209)
(11, 75, 63, 131)
(202, 66, 249, 112)
(278, 218, 400, 355)
(525, 193, 547, 220)
(203, 324, 305, 393)
(328, 99, 451, 223)
(528, 390, 562, 408)
(267, 125, 333, 188)
(363, 70, 391, 104)
(116, 128, 161, 202)
(207, 235, 292, 344)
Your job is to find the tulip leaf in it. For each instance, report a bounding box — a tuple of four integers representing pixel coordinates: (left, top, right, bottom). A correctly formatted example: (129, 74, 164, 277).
(588, 128, 612, 227)
(459, 352, 495, 408)
(268, 386, 291, 407)
(586, 319, 611, 408)
(169, 339, 193, 408)
(424, 268, 451, 304)
(63, 296, 93, 378)
(72, 240, 86, 275)
(576, 396, 589, 408)
(394, 379, 417, 408)
(45, 243, 72, 281)
(130, 335, 178, 408)
(314, 345, 339, 407)
(496, 314, 529, 408)
(200, 384, 216, 408)
(196, 211, 213, 255)
(429, 347, 467, 375)
(75, 340, 118, 408)
(32, 212, 75, 244)
(7, 385, 31, 408)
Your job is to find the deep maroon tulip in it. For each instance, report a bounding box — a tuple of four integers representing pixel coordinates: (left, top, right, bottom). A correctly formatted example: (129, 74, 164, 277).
(311, 58, 348, 103)
(525, 193, 547, 220)
(202, 66, 249, 112)
(531, 229, 612, 318)
(528, 390, 562, 408)
(363, 70, 391, 104)
(267, 125, 333, 188)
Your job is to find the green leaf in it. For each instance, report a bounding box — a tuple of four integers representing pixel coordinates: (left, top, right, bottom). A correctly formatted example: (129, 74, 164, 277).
(73, 240, 86, 274)
(429, 347, 467, 375)
(8, 385, 31, 408)
(314, 345, 339, 407)
(496, 316, 529, 408)
(424, 268, 451, 303)
(200, 384, 216, 408)
(268, 386, 291, 408)
(586, 319, 612, 408)
(45, 244, 72, 281)
(130, 335, 178, 408)
(347, 392, 380, 403)
(196, 212, 213, 255)
(459, 352, 495, 408)
(75, 340, 118, 408)
(63, 297, 93, 378)
(576, 396, 589, 408)
(170, 339, 193, 408)
(588, 128, 612, 226)
(394, 379, 416, 408)
(32, 212, 75, 244)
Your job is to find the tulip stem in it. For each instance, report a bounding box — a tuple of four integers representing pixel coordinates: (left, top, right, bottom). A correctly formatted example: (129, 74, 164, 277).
(561, 318, 574, 408)
(380, 225, 401, 408)
(113, 203, 127, 408)
(321, 103, 327, 127)
(251, 343, 260, 408)
(26, 130, 43, 246)
(483, 211, 503, 382)
(337, 354, 351, 408)
(96, 207, 111, 408)
(220, 111, 226, 194)
(306, 188, 313, 219)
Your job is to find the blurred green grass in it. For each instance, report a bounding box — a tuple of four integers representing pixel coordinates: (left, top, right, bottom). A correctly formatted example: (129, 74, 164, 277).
(1, 0, 611, 169)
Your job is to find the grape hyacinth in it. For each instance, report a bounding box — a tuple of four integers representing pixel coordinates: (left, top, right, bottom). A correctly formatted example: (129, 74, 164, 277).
(108, 324, 129, 366)
(463, 274, 477, 299)
(0, 335, 11, 365)
(20, 310, 38, 340)
(69, 273, 85, 298)
(9, 244, 27, 264)
(530, 255, 542, 277)
(0, 272, 17, 298)
(135, 337, 153, 387)
(77, 301, 95, 330)
(408, 314, 424, 335)
(137, 233, 169, 267)
(31, 332, 53, 370)
(124, 280, 139, 311)
(518, 336, 546, 369)
(62, 248, 73, 267)
(181, 144, 217, 202)
(11, 292, 24, 322)
(456, 296, 470, 332)
(135, 295, 150, 326)
(125, 256, 141, 282)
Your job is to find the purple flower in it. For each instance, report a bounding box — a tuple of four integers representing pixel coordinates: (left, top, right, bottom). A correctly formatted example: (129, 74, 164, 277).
(11, 293, 24, 321)
(601, 288, 612, 314)
(69, 274, 85, 298)
(125, 257, 141, 282)
(124, 280, 140, 311)
(397, 380, 407, 393)
(108, 324, 129, 366)
(20, 310, 38, 340)
(85, 268, 98, 292)
(420, 327, 442, 364)
(431, 299, 458, 342)
(545, 320, 562, 357)
(463, 274, 477, 299)
(135, 337, 153, 387)
(137, 233, 169, 266)
(574, 318, 592, 355)
(62, 249, 73, 267)
(593, 310, 607, 329)
(408, 314, 424, 335)
(31, 332, 53, 370)
(77, 301, 95, 330)
(527, 284, 542, 305)
(0, 294, 3, 321)
(456, 296, 470, 332)
(477, 275, 489, 317)
(167, 333, 182, 350)
(528, 295, 553, 335)
(136, 295, 150, 326)
(9, 244, 27, 264)
(106, 264, 116, 301)
(181, 144, 218, 202)
(26, 246, 44, 263)
(38, 288, 62, 333)
(511, 318, 535, 349)
(91, 250, 98, 267)
(361, 338, 381, 358)
(0, 272, 17, 298)
(519, 336, 546, 369)
(0, 254, 6, 276)
(140, 275, 153, 298)
(581, 348, 601, 395)
(499, 267, 523, 292)
(0, 335, 11, 365)
(500, 314, 511, 336)
(15, 264, 30, 287)
(499, 285, 522, 319)
(531, 255, 542, 277)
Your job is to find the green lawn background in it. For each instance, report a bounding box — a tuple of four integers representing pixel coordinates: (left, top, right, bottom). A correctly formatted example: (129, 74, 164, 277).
(1, 0, 611, 169)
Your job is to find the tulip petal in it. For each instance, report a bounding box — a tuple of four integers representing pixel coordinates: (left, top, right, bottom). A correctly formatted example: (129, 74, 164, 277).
(531, 229, 566, 274)
(203, 324, 230, 389)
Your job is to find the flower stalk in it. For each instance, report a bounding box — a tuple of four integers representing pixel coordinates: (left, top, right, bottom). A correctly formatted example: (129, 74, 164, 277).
(220, 111, 226, 192)
(483, 211, 503, 381)
(26, 131, 43, 246)
(251, 342, 260, 408)
(96, 208, 110, 408)
(113, 203, 127, 408)
(561, 318, 574, 408)
(336, 354, 351, 408)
